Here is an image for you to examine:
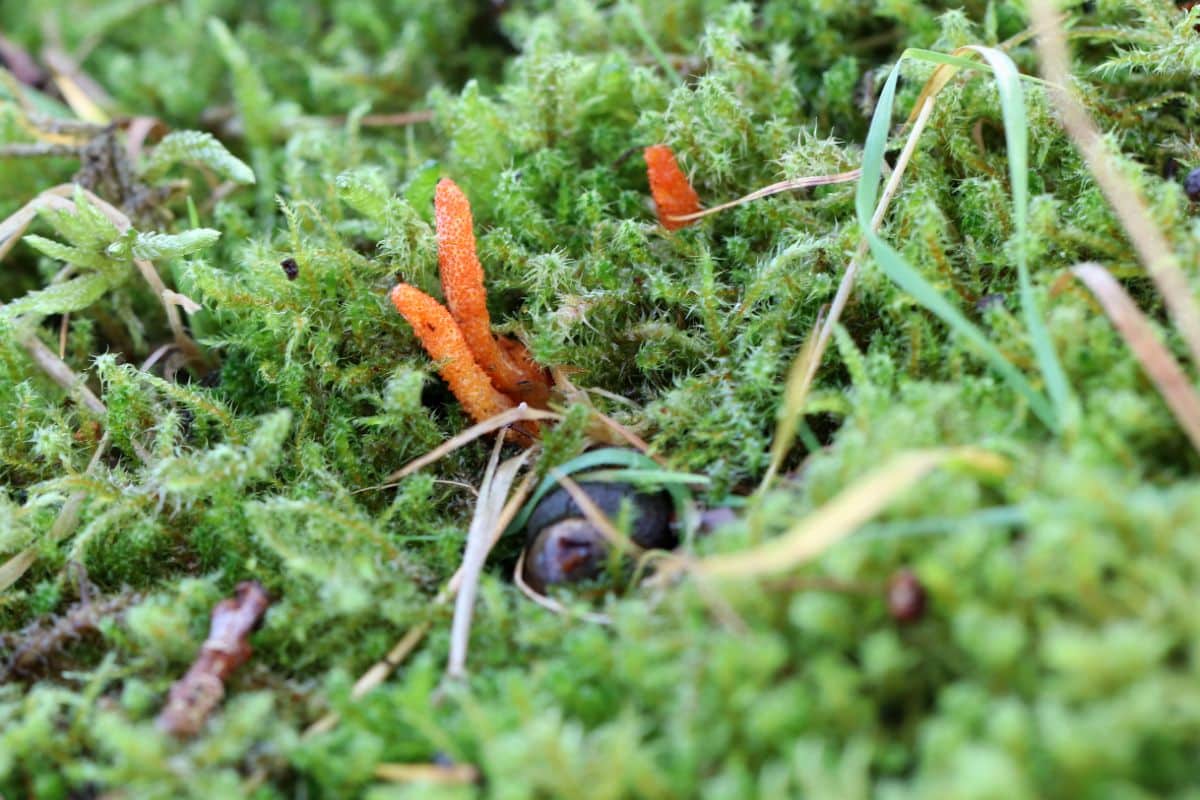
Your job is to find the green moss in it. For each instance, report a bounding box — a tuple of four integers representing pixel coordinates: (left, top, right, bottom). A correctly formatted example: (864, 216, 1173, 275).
(3, 0, 1200, 797)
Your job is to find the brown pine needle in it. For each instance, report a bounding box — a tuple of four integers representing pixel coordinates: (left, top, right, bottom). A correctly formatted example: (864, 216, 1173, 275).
(667, 168, 862, 224)
(373, 405, 560, 488)
(1072, 263, 1200, 454)
(674, 448, 1006, 580)
(1030, 0, 1200, 370)
(374, 763, 480, 785)
(548, 366, 662, 458)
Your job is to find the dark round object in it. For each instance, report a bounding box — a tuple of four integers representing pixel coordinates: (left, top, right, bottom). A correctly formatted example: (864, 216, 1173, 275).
(525, 481, 676, 551)
(1185, 167, 1200, 203)
(280, 257, 299, 280)
(522, 519, 609, 594)
(887, 569, 927, 624)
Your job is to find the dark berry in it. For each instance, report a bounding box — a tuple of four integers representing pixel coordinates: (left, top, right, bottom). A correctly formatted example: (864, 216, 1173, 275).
(520, 480, 679, 593)
(1184, 167, 1200, 203)
(280, 257, 299, 280)
(887, 569, 927, 623)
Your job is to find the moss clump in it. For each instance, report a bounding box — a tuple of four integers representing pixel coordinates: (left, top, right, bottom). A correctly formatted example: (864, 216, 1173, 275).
(3, 0, 1200, 797)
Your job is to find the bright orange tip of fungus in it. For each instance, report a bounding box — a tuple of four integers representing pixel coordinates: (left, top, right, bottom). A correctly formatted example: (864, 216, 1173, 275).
(391, 178, 552, 443)
(644, 144, 701, 231)
(434, 177, 551, 403)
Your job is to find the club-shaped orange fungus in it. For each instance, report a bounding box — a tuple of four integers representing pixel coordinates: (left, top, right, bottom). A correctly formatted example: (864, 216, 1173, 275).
(390, 283, 515, 424)
(434, 178, 550, 402)
(644, 144, 702, 231)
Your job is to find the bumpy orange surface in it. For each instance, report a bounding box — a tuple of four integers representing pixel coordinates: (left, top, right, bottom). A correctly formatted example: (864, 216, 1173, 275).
(390, 283, 515, 424)
(435, 178, 546, 400)
(644, 144, 701, 231)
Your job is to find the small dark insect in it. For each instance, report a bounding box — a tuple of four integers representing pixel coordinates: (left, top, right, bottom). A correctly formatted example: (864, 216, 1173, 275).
(887, 568, 927, 623)
(1184, 166, 1200, 203)
(280, 257, 299, 280)
(521, 481, 675, 594)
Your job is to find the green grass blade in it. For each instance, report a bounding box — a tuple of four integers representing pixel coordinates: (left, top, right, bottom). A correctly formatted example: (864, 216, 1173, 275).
(856, 64, 1060, 431)
(966, 45, 1076, 428)
(502, 448, 698, 538)
(900, 48, 1055, 88)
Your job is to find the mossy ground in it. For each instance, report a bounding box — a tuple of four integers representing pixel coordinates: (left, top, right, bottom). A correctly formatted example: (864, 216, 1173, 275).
(2, 1, 1200, 797)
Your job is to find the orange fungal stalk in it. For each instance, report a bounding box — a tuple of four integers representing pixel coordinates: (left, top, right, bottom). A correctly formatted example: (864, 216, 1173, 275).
(391, 179, 552, 441)
(391, 283, 516, 425)
(435, 178, 550, 403)
(644, 144, 702, 231)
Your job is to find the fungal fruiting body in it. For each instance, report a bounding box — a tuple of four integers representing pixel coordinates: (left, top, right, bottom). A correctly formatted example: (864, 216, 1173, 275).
(644, 144, 702, 230)
(391, 283, 516, 424)
(390, 178, 552, 442)
(435, 178, 550, 403)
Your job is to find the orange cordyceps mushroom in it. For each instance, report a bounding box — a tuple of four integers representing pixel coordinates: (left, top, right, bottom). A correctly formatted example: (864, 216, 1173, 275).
(643, 144, 702, 231)
(434, 178, 551, 405)
(391, 283, 516, 425)
(390, 179, 551, 442)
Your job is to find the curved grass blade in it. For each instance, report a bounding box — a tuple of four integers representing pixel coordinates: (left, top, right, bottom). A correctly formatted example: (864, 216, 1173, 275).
(503, 447, 701, 538)
(1073, 263, 1200, 454)
(692, 448, 1006, 578)
(856, 62, 1059, 431)
(966, 45, 1075, 428)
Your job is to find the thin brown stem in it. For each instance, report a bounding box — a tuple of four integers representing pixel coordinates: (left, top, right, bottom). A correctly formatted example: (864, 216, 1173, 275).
(1030, 1, 1200, 368)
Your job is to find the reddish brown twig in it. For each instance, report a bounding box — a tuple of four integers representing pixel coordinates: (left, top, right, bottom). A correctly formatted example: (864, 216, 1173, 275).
(157, 581, 271, 738)
(1, 588, 140, 681)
